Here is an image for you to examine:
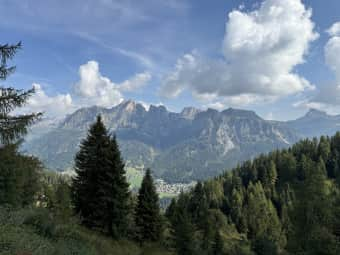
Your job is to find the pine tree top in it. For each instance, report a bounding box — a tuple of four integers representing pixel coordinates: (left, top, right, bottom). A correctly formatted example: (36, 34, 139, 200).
(0, 42, 21, 79)
(138, 169, 158, 201)
(0, 42, 41, 144)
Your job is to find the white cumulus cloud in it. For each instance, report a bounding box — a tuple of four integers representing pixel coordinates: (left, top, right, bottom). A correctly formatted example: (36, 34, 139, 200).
(74, 61, 124, 107)
(298, 21, 340, 112)
(327, 22, 340, 37)
(74, 60, 151, 108)
(118, 72, 152, 92)
(21, 60, 151, 118)
(23, 83, 74, 118)
(161, 0, 318, 107)
(325, 33, 340, 83)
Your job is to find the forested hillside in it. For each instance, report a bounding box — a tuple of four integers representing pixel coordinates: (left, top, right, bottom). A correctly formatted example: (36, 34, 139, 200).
(166, 134, 340, 254)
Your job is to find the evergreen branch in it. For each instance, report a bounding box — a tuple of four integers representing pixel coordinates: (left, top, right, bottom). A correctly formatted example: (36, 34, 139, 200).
(0, 112, 42, 144)
(0, 87, 35, 114)
(0, 42, 22, 63)
(0, 42, 21, 79)
(0, 66, 16, 80)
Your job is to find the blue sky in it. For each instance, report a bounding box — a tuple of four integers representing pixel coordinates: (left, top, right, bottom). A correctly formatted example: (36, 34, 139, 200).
(1, 0, 340, 120)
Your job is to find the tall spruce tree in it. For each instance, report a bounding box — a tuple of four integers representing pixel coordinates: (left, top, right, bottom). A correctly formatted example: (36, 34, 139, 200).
(188, 182, 209, 228)
(0, 42, 41, 144)
(168, 193, 196, 255)
(71, 115, 131, 238)
(135, 168, 162, 242)
(245, 182, 282, 247)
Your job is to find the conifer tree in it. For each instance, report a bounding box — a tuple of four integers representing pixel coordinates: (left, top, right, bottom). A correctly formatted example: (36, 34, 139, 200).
(212, 229, 224, 255)
(276, 152, 297, 185)
(54, 178, 72, 220)
(0, 42, 41, 207)
(168, 193, 196, 255)
(327, 149, 340, 179)
(165, 198, 177, 221)
(230, 188, 246, 233)
(297, 154, 313, 180)
(0, 42, 41, 144)
(318, 136, 331, 162)
(135, 168, 162, 242)
(188, 182, 209, 228)
(0, 143, 41, 206)
(252, 236, 279, 255)
(71, 115, 131, 238)
(289, 157, 339, 254)
(104, 133, 131, 238)
(267, 161, 278, 187)
(245, 182, 282, 246)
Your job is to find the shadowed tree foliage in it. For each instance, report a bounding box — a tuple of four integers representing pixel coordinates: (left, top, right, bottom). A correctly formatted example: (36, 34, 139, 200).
(135, 168, 162, 243)
(0, 143, 42, 207)
(167, 193, 197, 255)
(71, 115, 131, 238)
(166, 133, 340, 255)
(0, 42, 41, 144)
(212, 229, 224, 255)
(0, 42, 42, 208)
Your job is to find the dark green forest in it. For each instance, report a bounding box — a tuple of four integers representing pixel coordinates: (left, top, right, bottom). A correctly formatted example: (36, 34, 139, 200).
(166, 134, 340, 254)
(1, 43, 340, 254)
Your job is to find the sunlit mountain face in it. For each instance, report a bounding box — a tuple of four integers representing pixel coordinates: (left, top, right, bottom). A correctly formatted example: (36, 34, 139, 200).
(24, 100, 340, 183)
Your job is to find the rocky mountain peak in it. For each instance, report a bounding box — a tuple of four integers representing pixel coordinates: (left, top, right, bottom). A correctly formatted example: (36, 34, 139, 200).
(24, 102, 318, 183)
(149, 104, 167, 113)
(115, 100, 147, 115)
(180, 107, 201, 119)
(60, 105, 104, 128)
(222, 108, 260, 119)
(118, 100, 137, 112)
(305, 108, 328, 118)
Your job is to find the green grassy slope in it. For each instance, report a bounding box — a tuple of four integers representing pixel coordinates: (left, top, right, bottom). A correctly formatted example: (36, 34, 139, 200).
(0, 207, 173, 255)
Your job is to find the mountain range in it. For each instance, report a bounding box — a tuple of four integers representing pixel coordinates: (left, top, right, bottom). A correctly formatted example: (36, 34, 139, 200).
(22, 101, 340, 183)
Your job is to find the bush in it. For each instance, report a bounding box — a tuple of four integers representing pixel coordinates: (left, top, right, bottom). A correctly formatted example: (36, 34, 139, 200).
(23, 208, 56, 238)
(252, 237, 278, 255)
(0, 207, 173, 255)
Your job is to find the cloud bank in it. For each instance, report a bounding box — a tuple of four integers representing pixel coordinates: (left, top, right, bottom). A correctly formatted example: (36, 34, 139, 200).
(25, 84, 75, 118)
(23, 61, 151, 118)
(161, 0, 318, 107)
(296, 21, 340, 113)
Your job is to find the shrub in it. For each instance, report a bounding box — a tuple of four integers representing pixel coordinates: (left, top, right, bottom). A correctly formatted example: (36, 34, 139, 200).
(23, 208, 56, 238)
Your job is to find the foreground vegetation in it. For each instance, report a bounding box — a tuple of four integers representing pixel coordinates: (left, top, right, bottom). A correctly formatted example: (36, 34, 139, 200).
(0, 206, 172, 255)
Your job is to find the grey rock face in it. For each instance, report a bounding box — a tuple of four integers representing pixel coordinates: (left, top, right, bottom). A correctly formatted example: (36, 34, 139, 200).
(24, 101, 320, 183)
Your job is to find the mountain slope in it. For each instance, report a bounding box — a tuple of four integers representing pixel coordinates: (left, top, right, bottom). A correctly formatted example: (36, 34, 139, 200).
(23, 101, 300, 183)
(286, 109, 340, 137)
